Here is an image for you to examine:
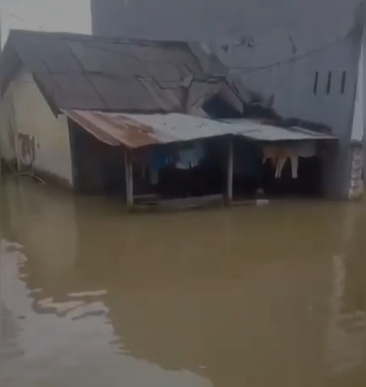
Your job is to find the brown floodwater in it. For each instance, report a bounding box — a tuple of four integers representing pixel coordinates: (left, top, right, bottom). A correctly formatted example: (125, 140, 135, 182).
(1, 175, 366, 386)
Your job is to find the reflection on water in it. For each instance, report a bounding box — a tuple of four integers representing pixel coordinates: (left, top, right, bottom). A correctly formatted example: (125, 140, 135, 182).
(1, 175, 366, 386)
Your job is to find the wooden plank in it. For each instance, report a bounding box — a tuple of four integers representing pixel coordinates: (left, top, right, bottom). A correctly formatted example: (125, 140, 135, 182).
(125, 152, 134, 207)
(227, 137, 233, 204)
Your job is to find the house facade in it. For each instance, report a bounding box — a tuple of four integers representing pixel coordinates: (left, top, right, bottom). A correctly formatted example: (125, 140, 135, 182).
(0, 31, 247, 206)
(0, 68, 74, 186)
(90, 0, 365, 200)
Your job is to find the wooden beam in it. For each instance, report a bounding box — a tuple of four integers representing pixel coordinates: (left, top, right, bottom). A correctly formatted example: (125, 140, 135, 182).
(125, 152, 134, 208)
(129, 162, 134, 206)
(227, 137, 233, 204)
(124, 152, 129, 207)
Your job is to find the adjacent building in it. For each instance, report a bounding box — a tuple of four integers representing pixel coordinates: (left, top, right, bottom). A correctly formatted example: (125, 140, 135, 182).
(91, 0, 366, 200)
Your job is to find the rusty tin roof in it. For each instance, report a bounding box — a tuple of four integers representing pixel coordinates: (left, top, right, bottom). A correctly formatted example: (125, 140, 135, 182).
(63, 110, 337, 149)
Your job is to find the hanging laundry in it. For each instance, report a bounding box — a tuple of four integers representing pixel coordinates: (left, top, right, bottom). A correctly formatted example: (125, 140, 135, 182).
(150, 148, 169, 170)
(176, 142, 205, 170)
(262, 141, 317, 179)
(262, 145, 282, 168)
(149, 147, 170, 185)
(289, 156, 299, 179)
(284, 141, 317, 179)
(150, 168, 159, 185)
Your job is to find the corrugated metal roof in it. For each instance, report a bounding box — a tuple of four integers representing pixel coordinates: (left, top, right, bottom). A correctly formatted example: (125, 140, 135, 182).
(0, 30, 230, 113)
(222, 118, 337, 141)
(63, 110, 336, 149)
(63, 110, 231, 148)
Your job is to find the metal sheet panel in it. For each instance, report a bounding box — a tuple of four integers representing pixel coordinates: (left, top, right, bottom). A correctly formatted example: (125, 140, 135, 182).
(222, 118, 337, 141)
(186, 81, 221, 111)
(138, 79, 182, 112)
(121, 113, 232, 143)
(63, 110, 160, 148)
(63, 110, 231, 148)
(37, 39, 82, 73)
(53, 74, 105, 110)
(64, 110, 336, 151)
(123, 115, 337, 143)
(87, 76, 142, 111)
(68, 40, 149, 77)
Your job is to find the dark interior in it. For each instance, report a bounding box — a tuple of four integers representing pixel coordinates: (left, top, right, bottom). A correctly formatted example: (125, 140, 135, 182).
(132, 139, 227, 201)
(232, 139, 323, 199)
(68, 120, 126, 196)
(258, 155, 323, 198)
(69, 119, 324, 202)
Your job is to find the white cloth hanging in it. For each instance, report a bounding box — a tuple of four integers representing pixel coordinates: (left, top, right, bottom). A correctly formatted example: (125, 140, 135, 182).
(263, 141, 317, 179)
(176, 143, 204, 170)
(150, 169, 159, 185)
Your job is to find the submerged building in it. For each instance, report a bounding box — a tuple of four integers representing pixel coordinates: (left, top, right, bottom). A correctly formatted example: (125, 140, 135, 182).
(0, 30, 338, 210)
(0, 30, 238, 197)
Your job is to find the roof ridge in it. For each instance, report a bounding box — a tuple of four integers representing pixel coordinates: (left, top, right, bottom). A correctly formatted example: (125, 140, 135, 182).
(7, 29, 192, 47)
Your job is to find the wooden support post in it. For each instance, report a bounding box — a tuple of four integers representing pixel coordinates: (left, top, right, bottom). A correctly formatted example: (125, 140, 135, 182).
(227, 137, 233, 204)
(129, 162, 134, 206)
(125, 152, 134, 208)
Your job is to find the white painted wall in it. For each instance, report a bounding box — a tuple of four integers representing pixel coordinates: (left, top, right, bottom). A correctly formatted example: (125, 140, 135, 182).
(0, 68, 73, 186)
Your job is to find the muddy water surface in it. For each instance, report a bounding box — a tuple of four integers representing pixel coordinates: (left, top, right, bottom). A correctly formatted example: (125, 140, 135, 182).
(1, 175, 366, 386)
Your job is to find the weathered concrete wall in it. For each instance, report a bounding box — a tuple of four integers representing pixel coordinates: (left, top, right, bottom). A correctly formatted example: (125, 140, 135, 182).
(221, 35, 359, 136)
(0, 69, 73, 186)
(348, 40, 365, 200)
(347, 145, 363, 200)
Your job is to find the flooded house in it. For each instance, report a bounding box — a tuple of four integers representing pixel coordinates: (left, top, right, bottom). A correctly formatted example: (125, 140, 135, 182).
(0, 30, 340, 210)
(0, 30, 240, 208)
(91, 0, 365, 201)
